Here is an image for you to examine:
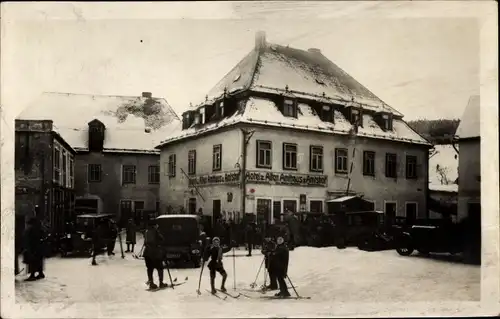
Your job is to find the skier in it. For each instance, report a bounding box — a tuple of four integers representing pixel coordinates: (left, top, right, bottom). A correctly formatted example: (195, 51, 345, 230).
(125, 219, 137, 253)
(107, 220, 118, 256)
(143, 220, 168, 289)
(270, 236, 290, 297)
(261, 236, 278, 291)
(91, 219, 107, 266)
(204, 237, 228, 294)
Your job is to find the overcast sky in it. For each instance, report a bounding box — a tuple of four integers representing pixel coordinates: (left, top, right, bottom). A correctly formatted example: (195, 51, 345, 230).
(1, 2, 481, 122)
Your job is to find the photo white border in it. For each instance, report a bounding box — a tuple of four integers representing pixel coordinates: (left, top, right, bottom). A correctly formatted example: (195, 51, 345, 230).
(1, 1, 498, 317)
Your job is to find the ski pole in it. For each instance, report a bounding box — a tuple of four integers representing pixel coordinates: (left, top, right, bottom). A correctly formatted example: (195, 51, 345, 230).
(164, 258, 174, 288)
(286, 275, 300, 298)
(232, 246, 236, 290)
(197, 260, 205, 295)
(250, 257, 265, 288)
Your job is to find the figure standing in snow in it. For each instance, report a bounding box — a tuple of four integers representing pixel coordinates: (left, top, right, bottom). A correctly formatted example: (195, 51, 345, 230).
(107, 219, 118, 256)
(91, 219, 107, 266)
(270, 236, 290, 297)
(143, 220, 167, 289)
(23, 217, 46, 281)
(245, 222, 256, 257)
(125, 219, 137, 253)
(261, 237, 278, 290)
(204, 237, 228, 294)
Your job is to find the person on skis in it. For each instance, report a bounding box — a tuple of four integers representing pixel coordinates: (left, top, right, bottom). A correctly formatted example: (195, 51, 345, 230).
(143, 220, 168, 290)
(204, 236, 228, 294)
(261, 236, 278, 291)
(270, 236, 290, 297)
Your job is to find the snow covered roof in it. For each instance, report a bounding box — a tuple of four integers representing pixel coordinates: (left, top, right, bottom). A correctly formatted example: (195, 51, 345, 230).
(18, 92, 181, 154)
(200, 34, 402, 116)
(429, 184, 458, 193)
(156, 214, 199, 219)
(157, 97, 429, 147)
(456, 95, 480, 139)
(327, 195, 358, 203)
(428, 144, 459, 187)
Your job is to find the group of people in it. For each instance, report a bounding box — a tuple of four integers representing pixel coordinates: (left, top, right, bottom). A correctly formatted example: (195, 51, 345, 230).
(90, 218, 138, 265)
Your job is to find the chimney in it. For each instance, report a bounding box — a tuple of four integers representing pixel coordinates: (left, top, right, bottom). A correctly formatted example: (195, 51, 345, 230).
(255, 31, 266, 50)
(142, 92, 152, 98)
(308, 48, 321, 54)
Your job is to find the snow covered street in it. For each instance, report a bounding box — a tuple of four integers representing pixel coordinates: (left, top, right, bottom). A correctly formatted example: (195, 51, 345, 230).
(12, 234, 481, 318)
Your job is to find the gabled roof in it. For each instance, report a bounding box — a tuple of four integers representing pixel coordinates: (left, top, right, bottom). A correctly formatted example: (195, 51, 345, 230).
(18, 92, 181, 153)
(456, 95, 480, 139)
(197, 35, 401, 116)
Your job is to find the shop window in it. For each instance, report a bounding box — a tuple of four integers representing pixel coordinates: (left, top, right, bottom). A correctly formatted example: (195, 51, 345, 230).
(310, 200, 323, 213)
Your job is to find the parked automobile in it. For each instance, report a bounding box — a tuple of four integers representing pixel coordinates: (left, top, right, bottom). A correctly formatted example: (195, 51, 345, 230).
(395, 221, 463, 256)
(156, 214, 203, 268)
(60, 213, 115, 257)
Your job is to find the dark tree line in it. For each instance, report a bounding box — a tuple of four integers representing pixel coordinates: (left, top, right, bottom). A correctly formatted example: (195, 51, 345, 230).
(407, 119, 460, 145)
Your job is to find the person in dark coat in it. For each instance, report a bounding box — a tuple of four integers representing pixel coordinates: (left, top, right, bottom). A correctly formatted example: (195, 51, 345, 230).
(22, 217, 45, 280)
(270, 236, 290, 297)
(245, 222, 256, 256)
(125, 219, 137, 253)
(261, 237, 278, 290)
(91, 220, 107, 266)
(143, 220, 167, 289)
(107, 220, 118, 256)
(203, 236, 228, 294)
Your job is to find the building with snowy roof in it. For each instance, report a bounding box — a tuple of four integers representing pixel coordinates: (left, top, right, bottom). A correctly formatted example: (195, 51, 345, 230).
(455, 95, 480, 221)
(156, 31, 431, 225)
(17, 91, 180, 225)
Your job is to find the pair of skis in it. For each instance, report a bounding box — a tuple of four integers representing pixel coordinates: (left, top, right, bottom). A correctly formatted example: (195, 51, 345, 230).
(204, 289, 241, 300)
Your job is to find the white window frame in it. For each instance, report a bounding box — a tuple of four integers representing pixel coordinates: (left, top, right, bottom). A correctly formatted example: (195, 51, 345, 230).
(148, 165, 160, 184)
(188, 150, 196, 175)
(257, 140, 272, 168)
(405, 201, 418, 219)
(283, 143, 297, 170)
(384, 200, 399, 216)
(335, 148, 348, 173)
(255, 197, 274, 224)
(310, 146, 324, 172)
(283, 99, 295, 117)
(122, 164, 137, 184)
(351, 108, 360, 124)
(168, 154, 176, 177)
(213, 144, 222, 171)
(219, 101, 224, 117)
(308, 199, 324, 213)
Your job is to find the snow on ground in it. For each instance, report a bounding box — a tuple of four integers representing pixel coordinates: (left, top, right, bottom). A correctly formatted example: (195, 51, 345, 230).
(13, 234, 480, 318)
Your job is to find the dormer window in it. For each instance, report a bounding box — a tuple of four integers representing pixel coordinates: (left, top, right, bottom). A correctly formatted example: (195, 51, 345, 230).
(219, 101, 225, 118)
(199, 107, 206, 124)
(350, 108, 362, 127)
(381, 113, 393, 131)
(283, 99, 296, 118)
(321, 105, 333, 123)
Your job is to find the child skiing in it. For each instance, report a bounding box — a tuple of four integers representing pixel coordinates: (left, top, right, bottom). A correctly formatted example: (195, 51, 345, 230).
(270, 236, 290, 297)
(204, 237, 228, 294)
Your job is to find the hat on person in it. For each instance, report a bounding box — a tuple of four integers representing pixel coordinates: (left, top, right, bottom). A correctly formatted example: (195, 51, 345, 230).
(212, 237, 220, 243)
(276, 236, 284, 244)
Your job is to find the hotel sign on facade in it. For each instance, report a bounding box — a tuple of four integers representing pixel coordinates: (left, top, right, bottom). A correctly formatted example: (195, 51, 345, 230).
(188, 170, 328, 187)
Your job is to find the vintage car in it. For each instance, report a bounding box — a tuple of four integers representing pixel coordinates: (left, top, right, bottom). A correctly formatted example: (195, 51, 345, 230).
(395, 221, 464, 257)
(156, 214, 204, 268)
(60, 213, 115, 257)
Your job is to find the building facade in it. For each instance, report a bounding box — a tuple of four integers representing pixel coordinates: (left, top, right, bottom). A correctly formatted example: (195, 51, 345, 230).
(15, 119, 76, 234)
(157, 31, 431, 225)
(456, 95, 480, 221)
(17, 91, 180, 225)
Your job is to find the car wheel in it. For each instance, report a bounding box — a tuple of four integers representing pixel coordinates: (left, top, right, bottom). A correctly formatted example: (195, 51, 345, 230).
(396, 245, 414, 256)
